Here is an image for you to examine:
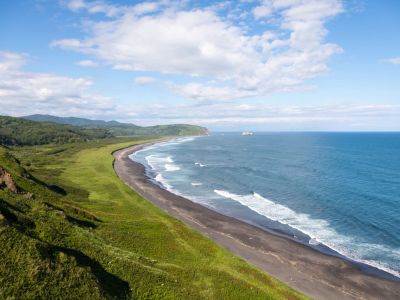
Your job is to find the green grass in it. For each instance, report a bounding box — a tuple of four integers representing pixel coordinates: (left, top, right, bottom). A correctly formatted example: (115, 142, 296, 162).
(0, 139, 309, 299)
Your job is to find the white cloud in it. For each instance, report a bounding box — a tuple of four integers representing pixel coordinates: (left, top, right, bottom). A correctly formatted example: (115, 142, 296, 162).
(62, 0, 165, 17)
(53, 0, 344, 101)
(253, 2, 273, 19)
(76, 59, 99, 67)
(131, 2, 160, 15)
(170, 82, 257, 101)
(123, 101, 400, 131)
(64, 0, 86, 11)
(134, 76, 157, 85)
(0, 51, 27, 71)
(384, 57, 400, 65)
(62, 0, 125, 17)
(1, 51, 398, 131)
(52, 38, 84, 49)
(0, 51, 115, 117)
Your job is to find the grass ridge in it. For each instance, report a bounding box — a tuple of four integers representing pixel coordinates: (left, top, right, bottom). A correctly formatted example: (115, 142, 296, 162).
(0, 140, 308, 299)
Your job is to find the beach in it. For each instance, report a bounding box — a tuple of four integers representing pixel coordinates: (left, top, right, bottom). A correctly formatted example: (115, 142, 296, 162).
(113, 142, 400, 300)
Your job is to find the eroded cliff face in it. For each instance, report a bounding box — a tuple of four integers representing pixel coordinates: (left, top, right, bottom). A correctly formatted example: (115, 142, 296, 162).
(0, 167, 19, 193)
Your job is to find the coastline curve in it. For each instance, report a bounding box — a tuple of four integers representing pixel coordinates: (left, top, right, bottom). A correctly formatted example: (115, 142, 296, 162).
(113, 142, 400, 300)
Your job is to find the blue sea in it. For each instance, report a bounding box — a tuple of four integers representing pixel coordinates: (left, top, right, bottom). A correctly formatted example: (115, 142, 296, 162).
(131, 132, 400, 278)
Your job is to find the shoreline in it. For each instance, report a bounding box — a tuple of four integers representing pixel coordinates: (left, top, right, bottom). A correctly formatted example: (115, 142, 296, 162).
(113, 141, 400, 300)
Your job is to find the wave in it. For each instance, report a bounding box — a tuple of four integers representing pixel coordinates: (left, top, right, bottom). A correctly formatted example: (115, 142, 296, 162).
(153, 136, 197, 148)
(154, 173, 173, 190)
(165, 163, 180, 172)
(176, 137, 195, 143)
(133, 144, 158, 156)
(145, 155, 173, 170)
(191, 182, 203, 186)
(214, 189, 400, 278)
(194, 162, 206, 167)
(133, 136, 199, 159)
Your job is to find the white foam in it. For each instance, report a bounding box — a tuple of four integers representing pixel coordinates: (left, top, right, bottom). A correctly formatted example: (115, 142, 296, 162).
(133, 144, 158, 156)
(154, 173, 173, 190)
(214, 189, 400, 278)
(194, 162, 206, 167)
(145, 155, 173, 169)
(165, 164, 180, 172)
(191, 182, 203, 186)
(153, 136, 197, 148)
(176, 137, 195, 143)
(133, 136, 199, 158)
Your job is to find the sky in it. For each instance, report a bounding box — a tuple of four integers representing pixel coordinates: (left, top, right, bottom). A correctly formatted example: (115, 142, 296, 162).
(0, 0, 399, 131)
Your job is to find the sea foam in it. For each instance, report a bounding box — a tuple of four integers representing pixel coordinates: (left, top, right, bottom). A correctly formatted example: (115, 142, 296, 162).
(145, 155, 173, 170)
(133, 134, 400, 278)
(165, 164, 180, 172)
(214, 189, 400, 277)
(154, 173, 173, 190)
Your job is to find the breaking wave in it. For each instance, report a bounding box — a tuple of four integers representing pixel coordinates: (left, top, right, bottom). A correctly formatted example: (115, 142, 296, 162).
(214, 189, 400, 278)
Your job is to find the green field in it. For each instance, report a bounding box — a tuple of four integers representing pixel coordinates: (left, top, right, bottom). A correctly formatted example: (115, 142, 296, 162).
(0, 138, 308, 299)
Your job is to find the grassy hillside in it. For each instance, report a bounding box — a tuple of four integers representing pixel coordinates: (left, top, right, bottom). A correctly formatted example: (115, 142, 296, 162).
(0, 116, 113, 146)
(0, 139, 308, 299)
(23, 114, 208, 137)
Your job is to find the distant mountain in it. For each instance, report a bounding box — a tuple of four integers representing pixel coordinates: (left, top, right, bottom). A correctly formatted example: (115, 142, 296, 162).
(23, 114, 208, 137)
(24, 114, 137, 129)
(0, 116, 112, 146)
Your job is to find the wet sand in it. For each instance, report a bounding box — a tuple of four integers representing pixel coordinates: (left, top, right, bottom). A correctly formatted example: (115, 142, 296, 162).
(113, 142, 400, 300)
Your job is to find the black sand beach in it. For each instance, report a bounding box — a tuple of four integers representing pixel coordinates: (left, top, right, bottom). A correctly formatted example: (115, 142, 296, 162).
(113, 143, 400, 300)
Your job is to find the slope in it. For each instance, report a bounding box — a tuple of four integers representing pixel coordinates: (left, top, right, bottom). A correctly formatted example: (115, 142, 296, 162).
(0, 139, 308, 299)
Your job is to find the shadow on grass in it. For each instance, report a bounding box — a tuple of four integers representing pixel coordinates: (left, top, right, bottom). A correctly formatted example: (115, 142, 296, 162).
(34, 177, 67, 195)
(0, 199, 35, 231)
(44, 202, 101, 227)
(0, 201, 18, 223)
(66, 215, 97, 229)
(46, 246, 131, 299)
(0, 198, 24, 213)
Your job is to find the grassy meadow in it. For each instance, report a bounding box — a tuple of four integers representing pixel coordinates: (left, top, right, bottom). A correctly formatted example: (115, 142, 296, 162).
(0, 138, 308, 299)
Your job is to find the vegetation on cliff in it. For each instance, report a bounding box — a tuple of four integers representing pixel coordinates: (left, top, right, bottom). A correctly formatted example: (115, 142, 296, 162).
(0, 139, 306, 299)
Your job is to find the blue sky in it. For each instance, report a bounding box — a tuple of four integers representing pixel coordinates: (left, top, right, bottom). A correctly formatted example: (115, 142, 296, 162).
(0, 0, 399, 131)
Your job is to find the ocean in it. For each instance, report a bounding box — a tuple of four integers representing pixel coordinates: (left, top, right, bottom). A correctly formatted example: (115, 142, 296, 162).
(131, 132, 400, 278)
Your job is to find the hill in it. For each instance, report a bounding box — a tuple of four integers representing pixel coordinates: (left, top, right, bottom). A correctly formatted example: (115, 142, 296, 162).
(23, 114, 135, 128)
(0, 116, 112, 146)
(0, 139, 307, 299)
(23, 114, 208, 137)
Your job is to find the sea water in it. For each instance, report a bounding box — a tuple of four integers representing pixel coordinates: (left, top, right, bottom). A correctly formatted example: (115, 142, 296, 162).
(131, 132, 400, 278)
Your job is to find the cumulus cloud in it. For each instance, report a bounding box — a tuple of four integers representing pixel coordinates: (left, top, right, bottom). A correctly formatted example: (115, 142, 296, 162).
(253, 2, 273, 19)
(134, 76, 157, 85)
(0, 51, 115, 117)
(169, 82, 258, 102)
(62, 0, 165, 17)
(1, 50, 397, 131)
(0, 51, 27, 71)
(53, 0, 344, 101)
(76, 59, 99, 67)
(62, 0, 125, 17)
(123, 102, 400, 131)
